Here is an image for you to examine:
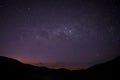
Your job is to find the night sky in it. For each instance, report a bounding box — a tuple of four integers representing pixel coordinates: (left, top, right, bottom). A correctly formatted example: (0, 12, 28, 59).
(0, 0, 120, 69)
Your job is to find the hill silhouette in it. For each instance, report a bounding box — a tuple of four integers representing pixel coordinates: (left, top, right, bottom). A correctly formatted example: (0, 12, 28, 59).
(86, 56, 120, 80)
(0, 56, 119, 80)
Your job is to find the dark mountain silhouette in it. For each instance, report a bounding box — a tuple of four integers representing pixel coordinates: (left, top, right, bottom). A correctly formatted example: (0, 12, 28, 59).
(86, 56, 120, 80)
(0, 56, 119, 80)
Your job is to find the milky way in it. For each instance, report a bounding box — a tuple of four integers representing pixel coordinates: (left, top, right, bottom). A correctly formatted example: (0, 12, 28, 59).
(0, 0, 120, 68)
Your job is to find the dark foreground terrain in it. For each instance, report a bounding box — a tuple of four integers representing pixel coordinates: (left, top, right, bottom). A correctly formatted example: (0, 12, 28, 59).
(0, 56, 119, 80)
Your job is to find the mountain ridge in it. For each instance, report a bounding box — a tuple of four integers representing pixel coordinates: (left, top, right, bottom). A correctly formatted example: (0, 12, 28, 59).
(0, 56, 119, 80)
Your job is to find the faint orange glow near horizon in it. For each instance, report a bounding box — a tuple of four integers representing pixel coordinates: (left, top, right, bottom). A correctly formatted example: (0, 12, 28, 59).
(6, 55, 44, 64)
(32, 62, 90, 70)
(48, 65, 89, 70)
(4, 55, 90, 70)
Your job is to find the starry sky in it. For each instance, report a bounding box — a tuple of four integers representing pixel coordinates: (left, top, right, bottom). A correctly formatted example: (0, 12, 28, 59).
(0, 0, 120, 69)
